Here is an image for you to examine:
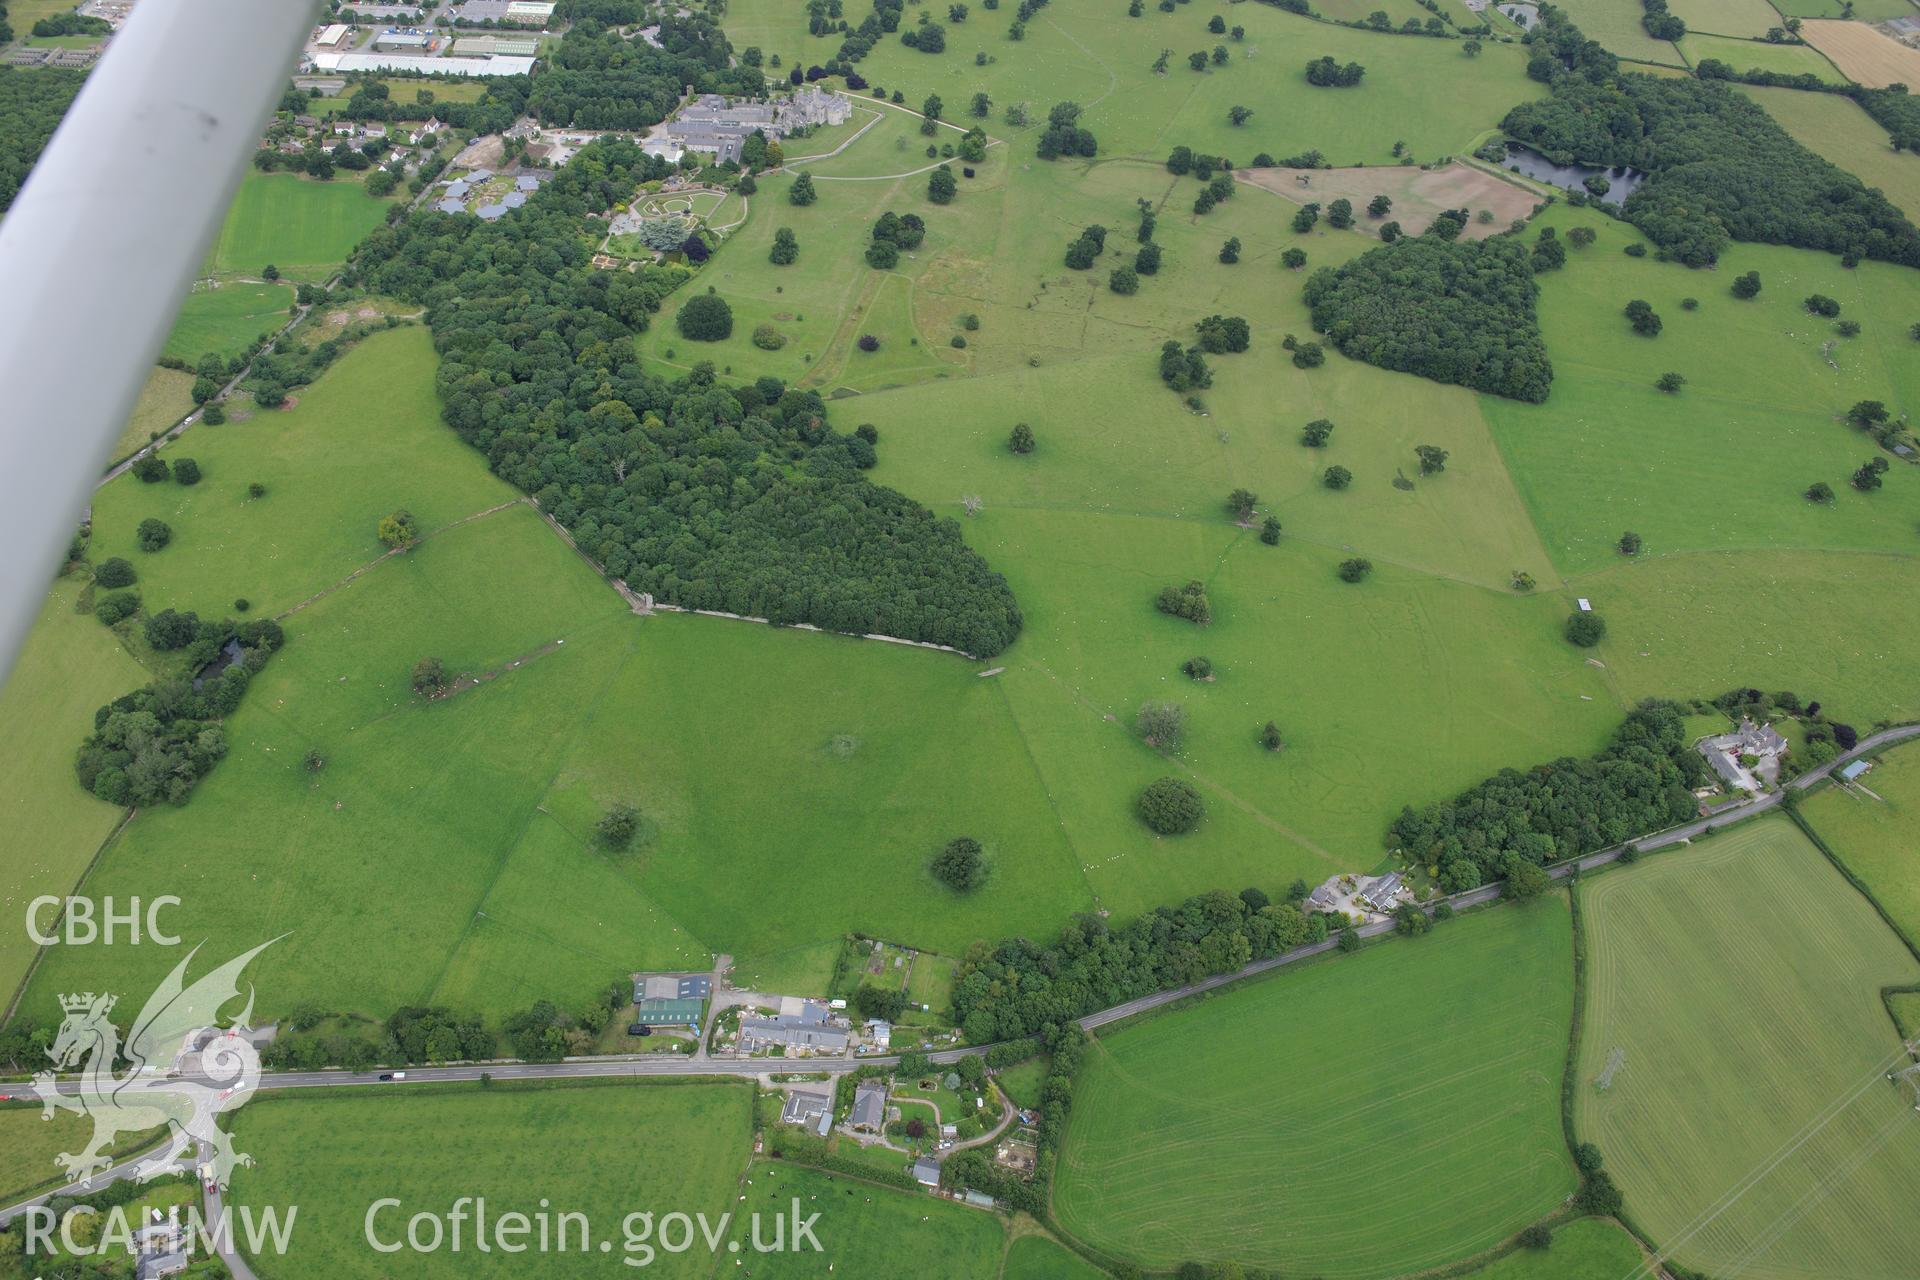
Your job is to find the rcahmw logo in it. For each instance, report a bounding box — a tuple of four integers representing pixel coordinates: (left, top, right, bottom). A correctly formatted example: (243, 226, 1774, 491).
(29, 939, 278, 1190)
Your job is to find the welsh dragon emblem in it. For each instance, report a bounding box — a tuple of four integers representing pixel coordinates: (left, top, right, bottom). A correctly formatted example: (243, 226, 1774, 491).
(29, 939, 277, 1190)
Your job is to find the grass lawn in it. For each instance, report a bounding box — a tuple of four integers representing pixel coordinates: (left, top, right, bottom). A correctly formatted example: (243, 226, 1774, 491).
(162, 281, 296, 364)
(107, 365, 198, 462)
(1743, 85, 1920, 221)
(1801, 741, 1920, 948)
(89, 326, 519, 621)
(211, 171, 395, 282)
(228, 1081, 751, 1278)
(1054, 898, 1577, 1276)
(1459, 1218, 1648, 1279)
(1678, 31, 1851, 81)
(993, 1055, 1051, 1109)
(719, 0, 819, 67)
(0, 575, 148, 1006)
(1000, 1230, 1109, 1280)
(720, 1161, 1004, 1278)
(1574, 819, 1920, 1279)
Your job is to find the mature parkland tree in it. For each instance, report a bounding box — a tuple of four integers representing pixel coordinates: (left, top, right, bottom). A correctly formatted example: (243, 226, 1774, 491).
(676, 292, 734, 340)
(1137, 777, 1204, 833)
(1565, 612, 1606, 646)
(931, 836, 988, 890)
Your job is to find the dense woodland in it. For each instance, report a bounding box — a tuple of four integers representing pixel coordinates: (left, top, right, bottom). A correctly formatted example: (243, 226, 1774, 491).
(349, 140, 1023, 656)
(530, 14, 765, 129)
(951, 887, 1327, 1043)
(0, 67, 84, 214)
(1302, 234, 1553, 402)
(1504, 11, 1920, 267)
(1856, 87, 1920, 153)
(1389, 700, 1707, 892)
(72, 618, 285, 807)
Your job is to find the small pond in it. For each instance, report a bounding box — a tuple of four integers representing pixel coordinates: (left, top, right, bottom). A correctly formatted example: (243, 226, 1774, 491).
(1501, 142, 1648, 207)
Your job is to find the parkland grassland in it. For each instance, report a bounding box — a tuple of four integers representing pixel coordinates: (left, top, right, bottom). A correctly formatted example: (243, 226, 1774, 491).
(1054, 901, 1576, 1276)
(1574, 821, 1920, 1279)
(8, 0, 1920, 1275)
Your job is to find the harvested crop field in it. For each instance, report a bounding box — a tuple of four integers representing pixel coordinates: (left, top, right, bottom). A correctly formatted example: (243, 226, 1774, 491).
(1236, 161, 1540, 238)
(1800, 19, 1920, 87)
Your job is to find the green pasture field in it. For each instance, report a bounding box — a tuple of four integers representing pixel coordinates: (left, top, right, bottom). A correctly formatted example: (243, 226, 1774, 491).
(1668, 0, 1795, 36)
(1802, 741, 1920, 946)
(730, 941, 845, 996)
(88, 327, 518, 620)
(527, 612, 1094, 976)
(108, 365, 197, 461)
(1000, 1230, 1109, 1280)
(1743, 84, 1920, 220)
(1566, 548, 1920, 728)
(0, 1105, 163, 1204)
(1054, 899, 1577, 1276)
(1679, 30, 1850, 80)
(851, 0, 1543, 164)
(1481, 205, 1920, 576)
(211, 171, 394, 282)
(720, 1161, 1005, 1279)
(1769, 0, 1914, 17)
(1545, 0, 1685, 62)
(1575, 819, 1920, 1279)
(2, 0, 82, 36)
(379, 77, 487, 106)
(228, 1081, 751, 1279)
(161, 281, 295, 364)
(0, 576, 148, 1006)
(18, 494, 636, 1025)
(1459, 1218, 1649, 1279)
(1893, 990, 1920, 1037)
